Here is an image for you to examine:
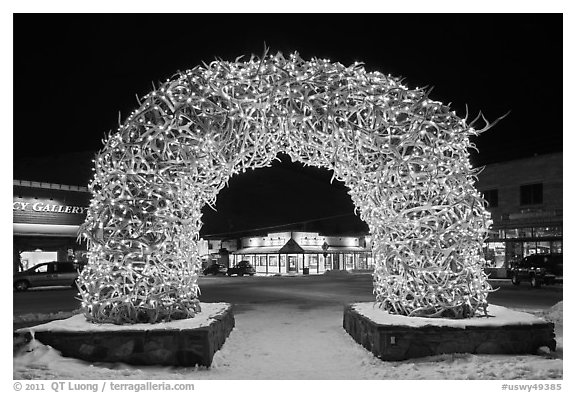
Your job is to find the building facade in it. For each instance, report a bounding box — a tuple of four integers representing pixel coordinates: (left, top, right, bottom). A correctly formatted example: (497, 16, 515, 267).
(475, 153, 563, 278)
(223, 231, 374, 275)
(13, 180, 91, 274)
(198, 238, 239, 269)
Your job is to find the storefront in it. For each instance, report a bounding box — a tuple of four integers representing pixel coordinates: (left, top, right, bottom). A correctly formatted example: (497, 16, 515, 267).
(13, 180, 91, 274)
(476, 152, 563, 278)
(231, 231, 374, 275)
(483, 221, 562, 277)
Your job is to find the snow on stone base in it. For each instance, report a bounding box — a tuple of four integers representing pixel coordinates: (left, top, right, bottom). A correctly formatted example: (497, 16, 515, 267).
(344, 303, 556, 361)
(17, 302, 230, 334)
(15, 302, 235, 367)
(352, 303, 549, 328)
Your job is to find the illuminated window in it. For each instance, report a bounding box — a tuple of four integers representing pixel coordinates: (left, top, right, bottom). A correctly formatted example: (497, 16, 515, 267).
(518, 227, 533, 238)
(324, 255, 332, 270)
(269, 256, 278, 267)
(551, 241, 562, 253)
(533, 227, 562, 237)
(309, 255, 318, 268)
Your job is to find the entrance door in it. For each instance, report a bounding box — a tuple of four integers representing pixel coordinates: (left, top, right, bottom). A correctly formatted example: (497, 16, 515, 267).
(288, 255, 297, 273)
(333, 254, 340, 270)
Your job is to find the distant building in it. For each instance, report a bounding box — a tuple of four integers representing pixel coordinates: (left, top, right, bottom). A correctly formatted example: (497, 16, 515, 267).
(475, 152, 563, 277)
(223, 231, 374, 275)
(13, 180, 91, 274)
(198, 238, 239, 269)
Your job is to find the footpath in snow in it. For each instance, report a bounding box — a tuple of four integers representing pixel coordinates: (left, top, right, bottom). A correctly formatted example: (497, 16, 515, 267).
(13, 302, 563, 380)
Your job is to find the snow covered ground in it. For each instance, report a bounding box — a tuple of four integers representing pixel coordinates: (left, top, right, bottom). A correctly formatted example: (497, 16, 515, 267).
(12, 301, 563, 380)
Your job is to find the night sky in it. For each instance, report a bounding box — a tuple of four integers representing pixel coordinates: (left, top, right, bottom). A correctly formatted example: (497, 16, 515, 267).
(12, 14, 563, 237)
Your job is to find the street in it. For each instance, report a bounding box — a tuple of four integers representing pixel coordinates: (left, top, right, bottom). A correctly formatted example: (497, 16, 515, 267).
(13, 274, 563, 319)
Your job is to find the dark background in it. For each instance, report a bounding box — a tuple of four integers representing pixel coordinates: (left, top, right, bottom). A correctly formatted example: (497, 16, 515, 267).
(13, 14, 563, 237)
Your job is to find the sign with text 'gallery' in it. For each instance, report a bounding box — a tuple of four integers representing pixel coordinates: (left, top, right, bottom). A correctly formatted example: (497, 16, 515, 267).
(13, 201, 88, 215)
(13, 185, 90, 226)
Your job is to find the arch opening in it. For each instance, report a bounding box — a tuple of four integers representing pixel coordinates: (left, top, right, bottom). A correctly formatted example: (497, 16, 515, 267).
(199, 153, 368, 237)
(78, 52, 492, 324)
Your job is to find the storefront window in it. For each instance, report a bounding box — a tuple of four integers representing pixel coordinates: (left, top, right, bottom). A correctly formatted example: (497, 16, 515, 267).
(309, 255, 318, 268)
(536, 241, 551, 254)
(551, 241, 563, 253)
(259, 255, 267, 266)
(484, 242, 505, 268)
(269, 256, 278, 267)
(324, 255, 332, 270)
(523, 242, 538, 256)
(533, 227, 562, 237)
(317, 255, 325, 273)
(504, 228, 534, 238)
(357, 254, 367, 270)
(298, 254, 304, 270)
(518, 227, 533, 238)
(345, 254, 354, 270)
(505, 242, 523, 266)
(504, 229, 519, 239)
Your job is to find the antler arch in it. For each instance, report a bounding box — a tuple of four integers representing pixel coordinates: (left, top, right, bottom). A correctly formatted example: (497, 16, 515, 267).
(78, 52, 492, 324)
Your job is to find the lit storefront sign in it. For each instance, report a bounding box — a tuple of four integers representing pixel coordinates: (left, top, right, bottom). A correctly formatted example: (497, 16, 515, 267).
(13, 201, 88, 214)
(13, 182, 91, 233)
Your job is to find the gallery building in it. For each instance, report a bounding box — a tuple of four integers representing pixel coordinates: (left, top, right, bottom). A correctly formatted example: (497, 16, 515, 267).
(13, 180, 91, 274)
(476, 152, 563, 278)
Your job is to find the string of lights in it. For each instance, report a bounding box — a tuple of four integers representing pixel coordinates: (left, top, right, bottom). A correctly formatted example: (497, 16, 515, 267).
(77, 51, 493, 324)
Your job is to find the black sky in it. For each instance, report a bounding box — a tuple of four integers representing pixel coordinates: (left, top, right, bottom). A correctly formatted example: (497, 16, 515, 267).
(12, 13, 563, 237)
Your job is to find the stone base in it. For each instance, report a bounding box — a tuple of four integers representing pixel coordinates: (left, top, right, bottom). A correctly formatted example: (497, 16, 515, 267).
(16, 303, 234, 367)
(343, 303, 556, 361)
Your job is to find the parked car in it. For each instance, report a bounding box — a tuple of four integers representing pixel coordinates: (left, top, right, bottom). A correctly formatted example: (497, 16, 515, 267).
(14, 261, 83, 291)
(510, 253, 563, 288)
(203, 263, 228, 276)
(227, 261, 256, 276)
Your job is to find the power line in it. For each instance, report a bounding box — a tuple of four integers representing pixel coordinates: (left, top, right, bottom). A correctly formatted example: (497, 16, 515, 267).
(201, 212, 357, 238)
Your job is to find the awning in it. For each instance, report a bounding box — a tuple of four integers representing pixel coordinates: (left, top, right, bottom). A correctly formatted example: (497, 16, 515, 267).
(234, 246, 282, 255)
(13, 223, 80, 237)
